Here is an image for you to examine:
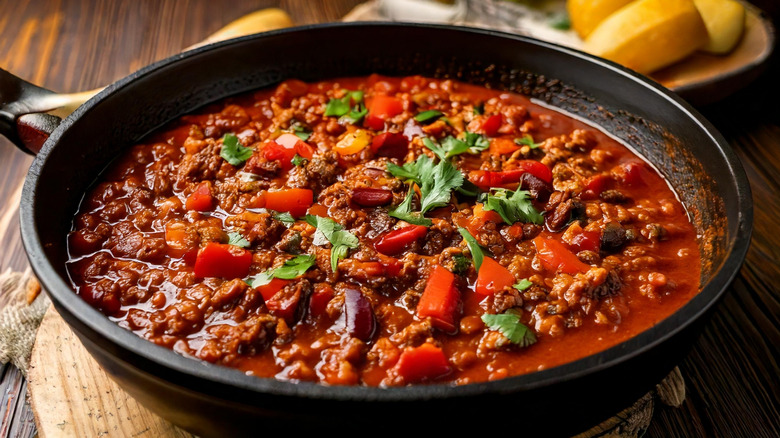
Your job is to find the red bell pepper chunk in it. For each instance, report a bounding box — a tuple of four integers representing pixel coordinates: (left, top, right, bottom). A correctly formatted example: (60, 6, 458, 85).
(394, 343, 451, 383)
(489, 138, 521, 155)
(370, 132, 408, 160)
(533, 236, 590, 275)
(582, 174, 610, 200)
(482, 114, 503, 137)
(474, 256, 516, 296)
(185, 181, 214, 211)
(614, 160, 647, 187)
(364, 114, 385, 131)
(261, 188, 314, 218)
(256, 278, 292, 302)
(417, 265, 460, 332)
(368, 95, 404, 119)
(469, 160, 552, 190)
(569, 230, 601, 253)
(374, 225, 428, 256)
(309, 284, 335, 318)
(263, 133, 315, 171)
(193, 242, 252, 279)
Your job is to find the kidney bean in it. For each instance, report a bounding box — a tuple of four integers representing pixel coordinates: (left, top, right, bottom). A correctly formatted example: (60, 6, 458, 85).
(344, 287, 375, 341)
(351, 187, 394, 207)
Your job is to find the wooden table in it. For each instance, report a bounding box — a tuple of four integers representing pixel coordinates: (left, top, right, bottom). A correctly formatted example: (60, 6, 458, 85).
(1, 1, 778, 436)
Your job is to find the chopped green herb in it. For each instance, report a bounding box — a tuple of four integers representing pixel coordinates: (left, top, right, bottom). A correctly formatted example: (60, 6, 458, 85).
(452, 253, 471, 275)
(473, 103, 484, 115)
(339, 104, 368, 125)
(227, 231, 250, 248)
(423, 133, 489, 161)
(388, 186, 432, 226)
(414, 109, 443, 124)
(305, 215, 359, 272)
(247, 254, 316, 287)
(481, 188, 544, 225)
(464, 131, 490, 152)
(324, 90, 364, 117)
(291, 124, 311, 141)
(458, 227, 484, 272)
(219, 133, 253, 166)
(273, 211, 296, 224)
(481, 309, 537, 347)
(291, 154, 306, 167)
(515, 134, 543, 149)
(514, 279, 533, 291)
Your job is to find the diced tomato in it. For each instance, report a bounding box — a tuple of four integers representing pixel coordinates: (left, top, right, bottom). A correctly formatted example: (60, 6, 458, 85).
(263, 134, 315, 170)
(417, 265, 460, 332)
(489, 138, 520, 155)
(533, 236, 590, 275)
(613, 160, 647, 187)
(309, 283, 335, 318)
(370, 132, 408, 160)
(482, 114, 502, 137)
(582, 174, 610, 200)
(374, 225, 428, 256)
(262, 188, 313, 218)
(368, 95, 404, 119)
(256, 278, 291, 302)
(193, 242, 252, 279)
(474, 256, 516, 296)
(185, 181, 214, 211)
(569, 230, 601, 253)
(468, 160, 552, 190)
(364, 114, 385, 131)
(394, 343, 451, 383)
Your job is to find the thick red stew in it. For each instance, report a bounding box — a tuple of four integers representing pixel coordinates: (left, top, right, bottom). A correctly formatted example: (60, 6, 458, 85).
(67, 75, 700, 386)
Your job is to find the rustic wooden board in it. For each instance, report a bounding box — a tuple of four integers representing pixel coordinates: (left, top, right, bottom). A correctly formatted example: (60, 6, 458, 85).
(27, 306, 194, 438)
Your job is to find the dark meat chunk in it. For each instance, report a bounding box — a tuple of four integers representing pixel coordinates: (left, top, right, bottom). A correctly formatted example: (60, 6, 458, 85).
(520, 172, 553, 203)
(287, 151, 341, 194)
(545, 197, 586, 232)
(601, 222, 629, 253)
(599, 190, 630, 204)
(589, 269, 623, 299)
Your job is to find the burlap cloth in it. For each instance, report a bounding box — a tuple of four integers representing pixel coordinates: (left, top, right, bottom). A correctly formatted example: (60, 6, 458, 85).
(0, 268, 49, 376)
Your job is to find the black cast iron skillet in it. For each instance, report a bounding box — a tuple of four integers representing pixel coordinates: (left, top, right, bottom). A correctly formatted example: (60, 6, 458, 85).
(5, 23, 752, 437)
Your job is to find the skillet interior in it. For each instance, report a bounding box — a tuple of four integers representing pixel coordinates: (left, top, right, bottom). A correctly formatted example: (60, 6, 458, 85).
(20, 23, 752, 436)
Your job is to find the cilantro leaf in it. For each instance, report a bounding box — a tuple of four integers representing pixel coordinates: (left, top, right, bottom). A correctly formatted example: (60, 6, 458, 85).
(419, 158, 463, 213)
(464, 132, 490, 152)
(422, 137, 448, 161)
(414, 110, 443, 124)
(273, 212, 296, 224)
(247, 254, 316, 287)
(423, 133, 489, 161)
(324, 90, 364, 118)
(220, 133, 253, 166)
(292, 126, 311, 141)
(481, 309, 537, 347)
(339, 104, 368, 125)
(291, 154, 306, 167)
(305, 215, 359, 271)
(515, 134, 543, 149)
(514, 279, 533, 291)
(227, 231, 250, 248)
(473, 103, 484, 115)
(388, 186, 433, 226)
(481, 189, 544, 225)
(458, 227, 484, 272)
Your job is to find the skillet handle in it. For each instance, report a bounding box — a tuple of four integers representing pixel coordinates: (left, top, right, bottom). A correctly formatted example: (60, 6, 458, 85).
(1, 7, 294, 155)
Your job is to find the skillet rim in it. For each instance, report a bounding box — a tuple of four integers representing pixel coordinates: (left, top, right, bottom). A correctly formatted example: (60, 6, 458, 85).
(20, 21, 753, 401)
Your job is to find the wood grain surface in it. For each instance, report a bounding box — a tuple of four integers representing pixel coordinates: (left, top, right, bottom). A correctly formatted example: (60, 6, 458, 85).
(1, 1, 779, 437)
